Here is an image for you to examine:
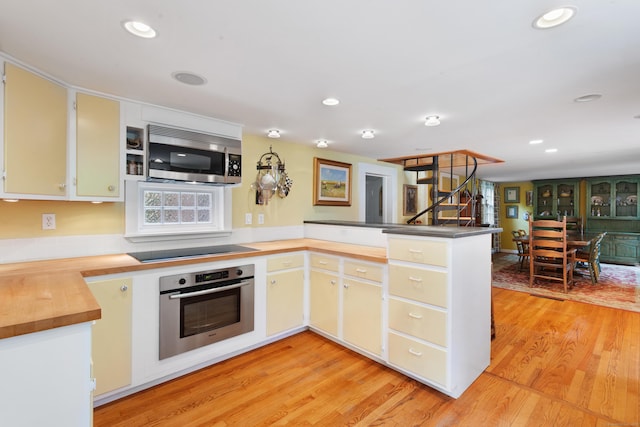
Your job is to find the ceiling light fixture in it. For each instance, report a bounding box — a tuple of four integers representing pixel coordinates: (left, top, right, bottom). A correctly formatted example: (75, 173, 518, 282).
(361, 129, 375, 139)
(545, 148, 558, 153)
(424, 115, 441, 127)
(316, 140, 328, 148)
(529, 139, 543, 144)
(171, 71, 207, 86)
(533, 6, 577, 29)
(574, 94, 602, 103)
(267, 129, 281, 138)
(122, 20, 157, 38)
(322, 98, 340, 106)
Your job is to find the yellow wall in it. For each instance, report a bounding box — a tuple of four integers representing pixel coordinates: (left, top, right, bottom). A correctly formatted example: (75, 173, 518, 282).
(1, 133, 405, 239)
(499, 181, 534, 251)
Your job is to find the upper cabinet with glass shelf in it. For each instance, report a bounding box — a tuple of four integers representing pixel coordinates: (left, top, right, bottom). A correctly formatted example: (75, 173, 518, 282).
(587, 176, 638, 219)
(533, 179, 579, 219)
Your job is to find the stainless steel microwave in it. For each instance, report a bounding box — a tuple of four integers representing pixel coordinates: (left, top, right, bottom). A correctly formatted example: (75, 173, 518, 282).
(147, 124, 241, 184)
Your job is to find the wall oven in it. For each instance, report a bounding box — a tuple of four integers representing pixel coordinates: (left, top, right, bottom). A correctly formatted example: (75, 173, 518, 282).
(159, 264, 254, 360)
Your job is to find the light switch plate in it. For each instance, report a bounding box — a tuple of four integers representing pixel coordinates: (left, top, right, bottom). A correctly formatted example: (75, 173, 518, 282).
(245, 213, 252, 225)
(258, 214, 264, 225)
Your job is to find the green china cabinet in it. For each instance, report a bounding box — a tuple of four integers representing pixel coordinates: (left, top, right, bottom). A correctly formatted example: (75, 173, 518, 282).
(533, 179, 579, 220)
(586, 176, 640, 265)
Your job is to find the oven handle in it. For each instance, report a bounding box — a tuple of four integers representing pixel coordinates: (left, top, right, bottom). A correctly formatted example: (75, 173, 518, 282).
(168, 280, 253, 299)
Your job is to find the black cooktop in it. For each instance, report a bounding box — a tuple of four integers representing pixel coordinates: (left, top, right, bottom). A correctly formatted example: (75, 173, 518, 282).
(127, 244, 258, 263)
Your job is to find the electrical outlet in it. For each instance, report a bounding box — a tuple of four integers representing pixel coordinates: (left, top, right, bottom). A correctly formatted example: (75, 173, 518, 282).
(258, 214, 264, 225)
(42, 213, 56, 230)
(245, 213, 252, 225)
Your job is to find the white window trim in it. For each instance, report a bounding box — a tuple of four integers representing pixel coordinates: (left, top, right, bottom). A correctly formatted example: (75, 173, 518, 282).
(124, 181, 232, 242)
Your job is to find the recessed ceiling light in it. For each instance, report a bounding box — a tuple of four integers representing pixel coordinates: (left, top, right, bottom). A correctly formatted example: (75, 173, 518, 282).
(529, 139, 544, 144)
(322, 98, 340, 106)
(424, 115, 441, 127)
(171, 72, 207, 86)
(267, 129, 281, 138)
(122, 20, 157, 38)
(574, 94, 602, 103)
(533, 6, 577, 29)
(545, 148, 558, 153)
(361, 130, 375, 139)
(316, 140, 328, 148)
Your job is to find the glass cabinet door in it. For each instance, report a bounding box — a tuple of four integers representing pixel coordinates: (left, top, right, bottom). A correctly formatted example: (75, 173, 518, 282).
(589, 180, 611, 217)
(614, 180, 638, 218)
(556, 182, 577, 217)
(535, 184, 554, 217)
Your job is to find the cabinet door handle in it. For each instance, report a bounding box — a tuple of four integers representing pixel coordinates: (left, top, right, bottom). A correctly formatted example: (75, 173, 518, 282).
(108, 185, 115, 192)
(408, 276, 423, 283)
(408, 348, 423, 357)
(343, 283, 349, 289)
(330, 280, 336, 285)
(58, 183, 66, 190)
(120, 285, 128, 292)
(270, 279, 276, 285)
(408, 312, 423, 319)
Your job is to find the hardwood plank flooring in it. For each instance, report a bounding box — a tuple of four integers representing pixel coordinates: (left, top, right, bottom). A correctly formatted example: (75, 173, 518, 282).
(94, 288, 640, 426)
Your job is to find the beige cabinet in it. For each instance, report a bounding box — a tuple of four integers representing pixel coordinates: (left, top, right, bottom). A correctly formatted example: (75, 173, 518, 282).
(87, 277, 132, 396)
(309, 269, 339, 336)
(386, 233, 492, 398)
(75, 92, 121, 198)
(3, 62, 67, 197)
(266, 253, 304, 336)
(342, 277, 382, 356)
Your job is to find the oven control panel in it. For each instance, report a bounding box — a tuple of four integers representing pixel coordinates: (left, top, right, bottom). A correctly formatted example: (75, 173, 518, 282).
(160, 264, 254, 292)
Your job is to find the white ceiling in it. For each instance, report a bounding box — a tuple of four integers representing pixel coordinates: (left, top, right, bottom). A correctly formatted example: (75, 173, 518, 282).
(1, 0, 639, 182)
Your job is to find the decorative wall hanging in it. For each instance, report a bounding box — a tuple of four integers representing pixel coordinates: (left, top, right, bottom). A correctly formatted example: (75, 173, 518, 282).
(252, 146, 292, 205)
(313, 157, 352, 206)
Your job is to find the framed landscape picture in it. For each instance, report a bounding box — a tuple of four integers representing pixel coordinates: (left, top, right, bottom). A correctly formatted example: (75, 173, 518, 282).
(313, 157, 352, 206)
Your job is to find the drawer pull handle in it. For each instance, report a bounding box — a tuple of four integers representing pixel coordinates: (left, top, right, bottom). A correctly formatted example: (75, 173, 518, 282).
(408, 249, 423, 254)
(355, 268, 367, 273)
(282, 261, 292, 266)
(408, 348, 423, 357)
(408, 312, 423, 319)
(319, 260, 328, 265)
(408, 276, 423, 283)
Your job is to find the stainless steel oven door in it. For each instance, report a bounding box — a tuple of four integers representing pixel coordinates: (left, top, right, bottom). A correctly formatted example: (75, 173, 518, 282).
(159, 278, 254, 360)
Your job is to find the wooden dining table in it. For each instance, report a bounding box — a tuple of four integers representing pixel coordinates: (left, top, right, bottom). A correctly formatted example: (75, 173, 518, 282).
(512, 232, 598, 251)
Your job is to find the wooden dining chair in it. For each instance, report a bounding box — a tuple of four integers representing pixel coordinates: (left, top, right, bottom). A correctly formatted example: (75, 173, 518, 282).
(512, 230, 529, 271)
(575, 232, 607, 284)
(529, 217, 577, 293)
(564, 216, 583, 235)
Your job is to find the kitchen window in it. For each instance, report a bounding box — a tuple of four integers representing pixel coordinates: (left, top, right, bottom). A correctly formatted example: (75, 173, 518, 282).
(125, 181, 232, 241)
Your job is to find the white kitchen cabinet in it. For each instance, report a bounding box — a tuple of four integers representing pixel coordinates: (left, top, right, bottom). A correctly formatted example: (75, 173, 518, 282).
(386, 233, 491, 398)
(2, 62, 68, 198)
(87, 277, 132, 396)
(266, 253, 304, 336)
(74, 92, 121, 199)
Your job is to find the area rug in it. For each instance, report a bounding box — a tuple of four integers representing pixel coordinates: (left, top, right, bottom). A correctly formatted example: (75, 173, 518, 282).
(492, 253, 640, 313)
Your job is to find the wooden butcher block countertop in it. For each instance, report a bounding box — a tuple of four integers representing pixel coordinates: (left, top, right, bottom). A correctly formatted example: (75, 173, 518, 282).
(0, 239, 387, 340)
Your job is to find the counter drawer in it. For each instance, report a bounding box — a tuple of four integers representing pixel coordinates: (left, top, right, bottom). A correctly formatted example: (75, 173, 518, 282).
(388, 298, 447, 347)
(388, 264, 448, 308)
(343, 260, 383, 283)
(266, 253, 305, 272)
(309, 253, 340, 272)
(388, 237, 448, 267)
(388, 331, 447, 385)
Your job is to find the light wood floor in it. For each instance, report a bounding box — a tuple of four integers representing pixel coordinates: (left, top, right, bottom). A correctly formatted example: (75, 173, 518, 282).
(94, 288, 640, 426)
